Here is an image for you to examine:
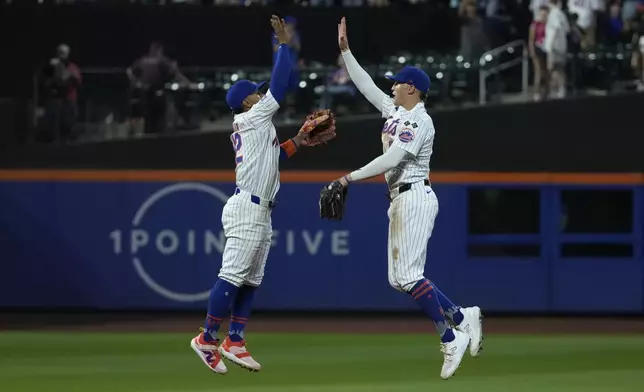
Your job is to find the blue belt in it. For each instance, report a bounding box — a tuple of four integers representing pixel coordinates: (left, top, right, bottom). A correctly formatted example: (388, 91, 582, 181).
(234, 188, 275, 208)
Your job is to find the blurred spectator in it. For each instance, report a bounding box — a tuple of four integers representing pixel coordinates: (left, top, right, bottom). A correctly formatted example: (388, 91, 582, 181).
(604, 1, 628, 44)
(545, 0, 570, 98)
(567, 13, 584, 53)
(318, 54, 357, 112)
(482, 0, 516, 48)
(367, 0, 390, 5)
(530, 0, 551, 20)
(631, 5, 644, 89)
(459, 0, 490, 60)
(308, 0, 334, 5)
(126, 42, 190, 136)
(38, 44, 82, 143)
(529, 6, 550, 100)
(567, 0, 602, 50)
(638, 32, 644, 90)
(567, 12, 585, 90)
(621, 0, 643, 21)
(272, 16, 301, 120)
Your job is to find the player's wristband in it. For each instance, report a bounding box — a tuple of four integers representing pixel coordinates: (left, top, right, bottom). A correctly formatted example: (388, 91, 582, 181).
(279, 139, 298, 159)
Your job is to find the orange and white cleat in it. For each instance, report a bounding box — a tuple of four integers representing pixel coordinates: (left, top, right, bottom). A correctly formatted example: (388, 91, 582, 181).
(219, 336, 262, 372)
(190, 330, 228, 375)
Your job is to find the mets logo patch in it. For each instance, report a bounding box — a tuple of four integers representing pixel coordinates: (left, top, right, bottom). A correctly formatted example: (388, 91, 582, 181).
(398, 128, 415, 143)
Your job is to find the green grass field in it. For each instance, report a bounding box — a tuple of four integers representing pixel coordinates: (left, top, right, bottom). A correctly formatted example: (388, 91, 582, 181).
(1, 332, 643, 391)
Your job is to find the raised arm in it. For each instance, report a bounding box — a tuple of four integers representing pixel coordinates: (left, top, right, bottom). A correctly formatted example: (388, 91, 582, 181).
(269, 43, 291, 103)
(268, 15, 293, 103)
(338, 17, 391, 114)
(248, 16, 292, 122)
(341, 50, 389, 111)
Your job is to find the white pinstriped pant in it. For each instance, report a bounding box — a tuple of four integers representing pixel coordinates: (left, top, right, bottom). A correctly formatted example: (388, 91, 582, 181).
(218, 192, 273, 287)
(387, 182, 439, 292)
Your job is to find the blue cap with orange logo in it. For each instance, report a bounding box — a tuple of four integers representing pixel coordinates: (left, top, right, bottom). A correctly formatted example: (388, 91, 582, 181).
(225, 80, 267, 111)
(386, 66, 431, 93)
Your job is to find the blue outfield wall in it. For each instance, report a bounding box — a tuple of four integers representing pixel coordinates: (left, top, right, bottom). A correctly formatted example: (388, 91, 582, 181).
(0, 180, 642, 313)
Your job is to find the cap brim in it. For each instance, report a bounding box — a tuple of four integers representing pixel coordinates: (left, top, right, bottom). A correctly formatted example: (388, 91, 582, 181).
(385, 74, 404, 83)
(256, 81, 268, 92)
(385, 75, 429, 93)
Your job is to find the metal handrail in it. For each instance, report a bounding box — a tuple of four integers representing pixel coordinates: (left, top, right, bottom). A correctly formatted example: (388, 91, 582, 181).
(478, 39, 529, 105)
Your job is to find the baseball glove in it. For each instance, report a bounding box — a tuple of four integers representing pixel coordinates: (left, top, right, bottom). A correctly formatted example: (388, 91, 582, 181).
(303, 109, 337, 146)
(319, 181, 348, 220)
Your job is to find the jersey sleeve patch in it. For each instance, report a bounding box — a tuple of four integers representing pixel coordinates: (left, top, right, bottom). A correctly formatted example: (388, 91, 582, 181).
(398, 127, 415, 143)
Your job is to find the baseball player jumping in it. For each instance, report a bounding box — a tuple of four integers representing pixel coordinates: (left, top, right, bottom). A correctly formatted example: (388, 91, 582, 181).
(331, 17, 483, 379)
(190, 15, 335, 375)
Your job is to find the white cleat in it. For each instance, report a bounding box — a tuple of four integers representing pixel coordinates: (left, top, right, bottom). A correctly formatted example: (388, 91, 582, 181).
(458, 306, 484, 357)
(440, 329, 470, 380)
(219, 336, 262, 372)
(190, 332, 228, 375)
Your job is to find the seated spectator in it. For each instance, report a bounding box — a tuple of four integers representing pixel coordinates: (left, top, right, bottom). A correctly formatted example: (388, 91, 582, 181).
(318, 54, 357, 112)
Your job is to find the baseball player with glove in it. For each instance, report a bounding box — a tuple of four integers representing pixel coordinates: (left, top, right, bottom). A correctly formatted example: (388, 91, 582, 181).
(190, 15, 336, 376)
(320, 17, 483, 380)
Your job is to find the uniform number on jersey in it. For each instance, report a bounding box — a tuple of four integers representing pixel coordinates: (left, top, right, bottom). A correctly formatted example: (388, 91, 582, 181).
(382, 119, 399, 136)
(230, 133, 243, 165)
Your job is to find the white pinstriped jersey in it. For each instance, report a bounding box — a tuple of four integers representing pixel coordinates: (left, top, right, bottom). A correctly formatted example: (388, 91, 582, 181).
(230, 90, 282, 201)
(379, 96, 435, 190)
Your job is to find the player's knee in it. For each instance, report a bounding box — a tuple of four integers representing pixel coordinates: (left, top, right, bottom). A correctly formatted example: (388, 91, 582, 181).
(388, 276, 407, 293)
(400, 279, 421, 293)
(389, 274, 423, 293)
(242, 281, 261, 289)
(244, 275, 264, 287)
(217, 272, 244, 288)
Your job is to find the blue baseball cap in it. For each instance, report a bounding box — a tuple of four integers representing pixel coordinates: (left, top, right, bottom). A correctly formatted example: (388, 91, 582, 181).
(386, 66, 431, 93)
(226, 80, 267, 111)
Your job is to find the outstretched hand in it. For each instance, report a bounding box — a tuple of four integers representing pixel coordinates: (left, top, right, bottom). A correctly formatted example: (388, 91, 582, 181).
(338, 17, 349, 52)
(334, 176, 350, 187)
(271, 15, 291, 45)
